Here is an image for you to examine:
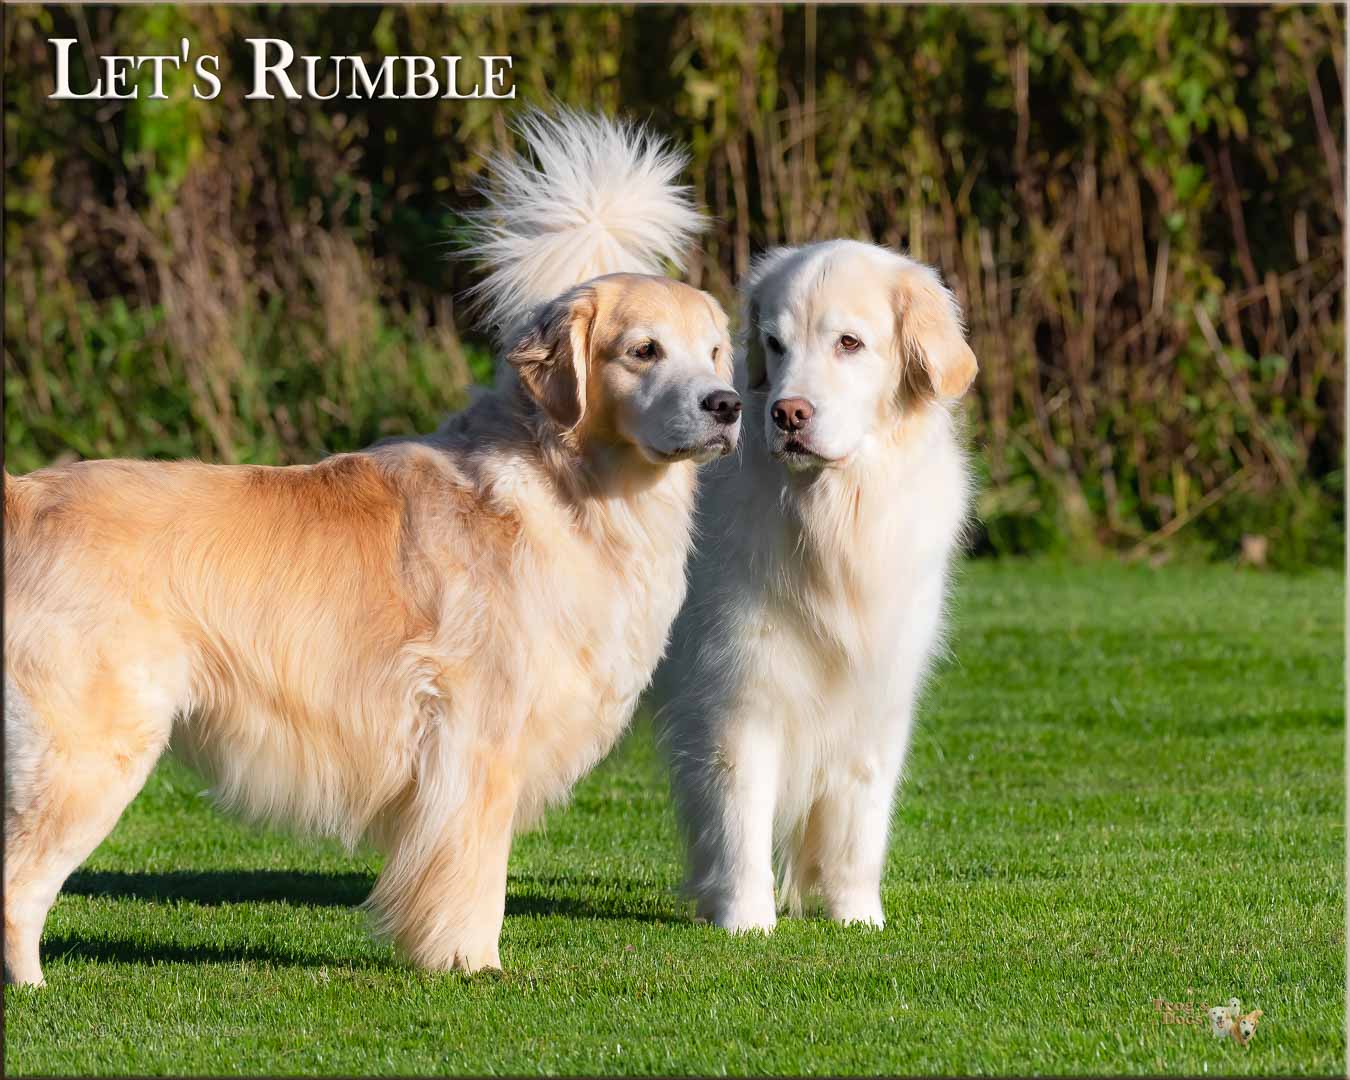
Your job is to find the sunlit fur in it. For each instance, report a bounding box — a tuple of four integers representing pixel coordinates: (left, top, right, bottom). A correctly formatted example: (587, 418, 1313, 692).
(656, 240, 977, 932)
(3, 110, 737, 985)
(1235, 1010, 1263, 1046)
(464, 107, 705, 347)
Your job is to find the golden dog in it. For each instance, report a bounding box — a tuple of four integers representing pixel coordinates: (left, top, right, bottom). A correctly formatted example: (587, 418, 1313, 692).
(3, 110, 740, 984)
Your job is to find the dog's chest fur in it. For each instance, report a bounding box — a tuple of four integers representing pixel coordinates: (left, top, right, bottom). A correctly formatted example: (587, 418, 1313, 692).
(407, 440, 698, 822)
(691, 407, 970, 731)
(781, 464, 959, 692)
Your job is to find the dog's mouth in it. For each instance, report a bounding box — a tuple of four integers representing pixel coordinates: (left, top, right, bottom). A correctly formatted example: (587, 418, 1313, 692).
(771, 438, 832, 469)
(647, 434, 734, 464)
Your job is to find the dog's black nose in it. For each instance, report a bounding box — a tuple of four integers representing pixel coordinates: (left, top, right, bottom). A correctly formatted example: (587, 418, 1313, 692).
(701, 390, 742, 426)
(771, 397, 815, 432)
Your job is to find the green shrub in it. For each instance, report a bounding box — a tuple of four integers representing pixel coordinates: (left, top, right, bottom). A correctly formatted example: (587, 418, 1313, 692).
(3, 4, 1343, 565)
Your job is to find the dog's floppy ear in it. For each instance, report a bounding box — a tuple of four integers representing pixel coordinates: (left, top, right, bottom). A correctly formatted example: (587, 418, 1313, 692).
(700, 293, 735, 384)
(894, 262, 977, 401)
(740, 247, 794, 393)
(742, 295, 768, 391)
(505, 285, 596, 430)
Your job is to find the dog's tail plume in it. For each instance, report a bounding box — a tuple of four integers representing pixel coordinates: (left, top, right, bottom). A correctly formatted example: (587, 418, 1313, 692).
(463, 108, 705, 346)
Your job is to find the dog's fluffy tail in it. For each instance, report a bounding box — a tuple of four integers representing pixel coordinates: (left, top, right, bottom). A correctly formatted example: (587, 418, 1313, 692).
(464, 108, 705, 345)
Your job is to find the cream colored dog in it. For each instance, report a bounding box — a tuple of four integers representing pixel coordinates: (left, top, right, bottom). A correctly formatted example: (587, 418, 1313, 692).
(3, 110, 741, 985)
(658, 240, 976, 931)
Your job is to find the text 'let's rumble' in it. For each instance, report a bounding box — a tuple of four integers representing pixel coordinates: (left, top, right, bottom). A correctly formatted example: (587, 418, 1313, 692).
(48, 38, 515, 101)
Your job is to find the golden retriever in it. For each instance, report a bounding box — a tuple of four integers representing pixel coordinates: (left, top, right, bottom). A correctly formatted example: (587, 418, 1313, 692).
(657, 240, 975, 931)
(3, 109, 741, 984)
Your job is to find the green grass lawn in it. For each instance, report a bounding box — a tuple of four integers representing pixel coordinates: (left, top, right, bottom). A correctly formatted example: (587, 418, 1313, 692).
(5, 561, 1344, 1075)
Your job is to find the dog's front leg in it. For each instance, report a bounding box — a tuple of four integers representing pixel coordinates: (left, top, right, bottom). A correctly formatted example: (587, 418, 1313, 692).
(678, 717, 781, 934)
(800, 734, 910, 928)
(367, 754, 518, 973)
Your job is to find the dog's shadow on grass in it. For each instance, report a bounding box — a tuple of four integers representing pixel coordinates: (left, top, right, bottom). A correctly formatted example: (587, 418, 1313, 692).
(67, 868, 374, 908)
(507, 875, 677, 923)
(57, 869, 381, 972)
(39, 932, 348, 973)
(67, 869, 375, 912)
(53, 868, 674, 972)
(66, 869, 672, 921)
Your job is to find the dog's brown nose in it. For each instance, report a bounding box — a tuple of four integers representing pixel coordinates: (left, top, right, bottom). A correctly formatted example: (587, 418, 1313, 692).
(771, 397, 814, 432)
(701, 390, 742, 426)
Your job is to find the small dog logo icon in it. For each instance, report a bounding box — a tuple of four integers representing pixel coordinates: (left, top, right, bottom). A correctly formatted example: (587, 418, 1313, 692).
(1235, 1009, 1264, 1045)
(1209, 998, 1263, 1045)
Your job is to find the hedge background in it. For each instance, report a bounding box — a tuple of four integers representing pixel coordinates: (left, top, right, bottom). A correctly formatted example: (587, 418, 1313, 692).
(4, 4, 1345, 564)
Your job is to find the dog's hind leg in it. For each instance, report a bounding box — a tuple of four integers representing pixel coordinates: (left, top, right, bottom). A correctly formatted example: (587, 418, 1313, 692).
(4, 670, 173, 986)
(365, 745, 519, 974)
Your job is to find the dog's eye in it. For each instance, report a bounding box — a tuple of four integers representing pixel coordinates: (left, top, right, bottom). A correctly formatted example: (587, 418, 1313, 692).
(765, 335, 784, 355)
(633, 341, 659, 360)
(838, 334, 863, 353)
(711, 345, 720, 363)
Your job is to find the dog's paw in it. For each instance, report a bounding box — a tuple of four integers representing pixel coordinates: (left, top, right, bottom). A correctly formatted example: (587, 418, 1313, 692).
(456, 950, 501, 975)
(828, 893, 885, 928)
(403, 926, 502, 975)
(717, 912, 778, 935)
(710, 896, 778, 935)
(837, 912, 885, 929)
(3, 959, 47, 989)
